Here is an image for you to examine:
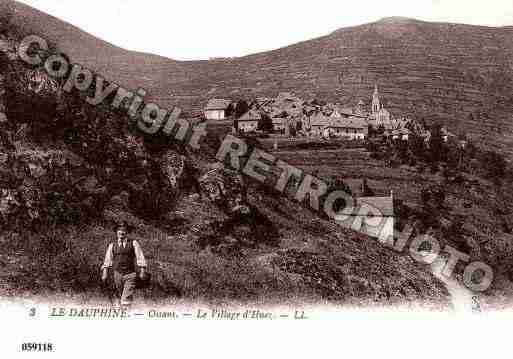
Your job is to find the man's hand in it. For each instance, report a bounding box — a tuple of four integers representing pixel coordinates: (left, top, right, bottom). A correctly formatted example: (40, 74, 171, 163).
(101, 268, 108, 282)
(139, 267, 146, 279)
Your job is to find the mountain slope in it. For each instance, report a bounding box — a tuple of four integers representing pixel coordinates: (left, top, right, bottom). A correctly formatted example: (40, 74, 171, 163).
(3, 1, 513, 158)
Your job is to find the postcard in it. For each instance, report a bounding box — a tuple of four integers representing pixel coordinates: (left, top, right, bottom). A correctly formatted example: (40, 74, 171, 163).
(1, 0, 512, 357)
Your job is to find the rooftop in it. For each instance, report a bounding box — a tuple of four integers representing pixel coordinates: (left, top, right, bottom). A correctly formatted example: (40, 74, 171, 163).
(311, 113, 368, 129)
(205, 99, 231, 111)
(356, 196, 394, 217)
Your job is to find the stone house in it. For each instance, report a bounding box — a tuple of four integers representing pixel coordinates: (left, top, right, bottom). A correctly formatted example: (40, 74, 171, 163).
(331, 117, 368, 140)
(236, 110, 260, 133)
(387, 127, 411, 141)
(309, 113, 332, 138)
(310, 113, 368, 140)
(204, 99, 231, 120)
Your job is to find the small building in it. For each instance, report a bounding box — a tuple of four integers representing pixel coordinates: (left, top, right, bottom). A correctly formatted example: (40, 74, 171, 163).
(310, 113, 368, 140)
(204, 99, 231, 120)
(336, 107, 354, 118)
(309, 113, 332, 138)
(399, 128, 411, 141)
(331, 117, 368, 140)
(391, 129, 401, 140)
(236, 110, 260, 133)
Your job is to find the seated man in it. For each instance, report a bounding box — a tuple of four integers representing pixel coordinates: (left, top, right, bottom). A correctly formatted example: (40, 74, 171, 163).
(101, 221, 147, 307)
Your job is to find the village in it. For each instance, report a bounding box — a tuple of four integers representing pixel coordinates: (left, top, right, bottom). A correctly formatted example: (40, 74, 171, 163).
(203, 85, 459, 145)
(201, 85, 468, 240)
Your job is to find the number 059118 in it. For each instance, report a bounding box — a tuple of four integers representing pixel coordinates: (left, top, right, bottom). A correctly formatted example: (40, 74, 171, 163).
(21, 343, 53, 352)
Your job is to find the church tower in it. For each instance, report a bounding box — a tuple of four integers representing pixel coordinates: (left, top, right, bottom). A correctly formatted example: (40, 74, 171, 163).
(372, 84, 381, 114)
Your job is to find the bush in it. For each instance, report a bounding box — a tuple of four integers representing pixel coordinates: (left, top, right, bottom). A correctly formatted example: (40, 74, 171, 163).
(9, 226, 104, 294)
(175, 248, 304, 302)
(479, 150, 507, 185)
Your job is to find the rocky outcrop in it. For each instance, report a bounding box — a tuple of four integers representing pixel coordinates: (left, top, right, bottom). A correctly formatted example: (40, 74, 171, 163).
(198, 162, 249, 215)
(188, 163, 280, 251)
(0, 35, 189, 229)
(0, 133, 190, 229)
(160, 150, 186, 190)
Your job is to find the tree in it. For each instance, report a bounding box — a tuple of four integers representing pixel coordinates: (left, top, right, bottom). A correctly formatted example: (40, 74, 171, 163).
(432, 185, 446, 209)
(428, 123, 444, 164)
(445, 141, 461, 171)
(326, 176, 352, 214)
(368, 125, 376, 138)
(408, 132, 425, 159)
(225, 103, 235, 118)
(289, 123, 297, 137)
(421, 185, 445, 210)
(480, 150, 507, 185)
(465, 140, 477, 159)
(234, 100, 249, 119)
(257, 113, 273, 132)
(366, 140, 380, 157)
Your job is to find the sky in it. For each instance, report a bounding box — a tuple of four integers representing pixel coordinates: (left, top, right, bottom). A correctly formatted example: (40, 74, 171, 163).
(17, 0, 513, 60)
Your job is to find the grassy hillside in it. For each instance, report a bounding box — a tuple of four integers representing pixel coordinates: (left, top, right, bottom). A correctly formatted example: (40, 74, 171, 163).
(271, 143, 513, 309)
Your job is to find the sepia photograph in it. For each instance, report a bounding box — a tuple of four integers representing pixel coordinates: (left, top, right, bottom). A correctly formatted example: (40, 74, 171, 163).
(1, 0, 513, 357)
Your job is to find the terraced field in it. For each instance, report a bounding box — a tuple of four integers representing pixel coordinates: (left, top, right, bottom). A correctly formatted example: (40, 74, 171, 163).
(270, 147, 417, 197)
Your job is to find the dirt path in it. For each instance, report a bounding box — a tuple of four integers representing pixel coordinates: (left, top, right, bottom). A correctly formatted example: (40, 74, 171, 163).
(431, 262, 476, 313)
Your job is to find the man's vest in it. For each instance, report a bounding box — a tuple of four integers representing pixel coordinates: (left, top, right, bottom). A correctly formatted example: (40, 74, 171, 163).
(112, 240, 136, 275)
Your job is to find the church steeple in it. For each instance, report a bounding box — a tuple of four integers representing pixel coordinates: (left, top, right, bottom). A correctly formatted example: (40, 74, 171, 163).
(372, 84, 381, 114)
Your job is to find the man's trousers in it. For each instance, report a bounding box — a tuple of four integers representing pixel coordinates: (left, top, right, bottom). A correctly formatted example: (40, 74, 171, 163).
(113, 271, 136, 306)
